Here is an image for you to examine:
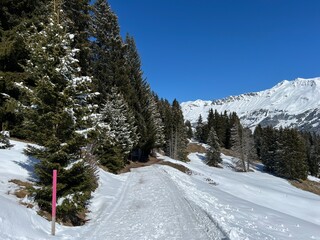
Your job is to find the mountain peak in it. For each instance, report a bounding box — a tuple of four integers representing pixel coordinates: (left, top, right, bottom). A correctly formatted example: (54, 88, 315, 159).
(181, 77, 320, 133)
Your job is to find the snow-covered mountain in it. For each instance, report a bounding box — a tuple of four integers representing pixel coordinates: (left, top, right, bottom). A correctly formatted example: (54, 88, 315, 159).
(181, 77, 320, 132)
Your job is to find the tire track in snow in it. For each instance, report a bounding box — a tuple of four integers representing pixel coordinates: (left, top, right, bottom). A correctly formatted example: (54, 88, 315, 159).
(154, 165, 229, 240)
(84, 171, 135, 239)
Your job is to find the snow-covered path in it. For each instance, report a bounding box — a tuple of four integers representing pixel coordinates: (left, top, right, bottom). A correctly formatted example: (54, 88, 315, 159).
(78, 165, 226, 240)
(1, 141, 320, 240)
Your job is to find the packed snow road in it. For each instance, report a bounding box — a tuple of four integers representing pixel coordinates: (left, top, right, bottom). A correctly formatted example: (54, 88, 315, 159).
(79, 165, 227, 240)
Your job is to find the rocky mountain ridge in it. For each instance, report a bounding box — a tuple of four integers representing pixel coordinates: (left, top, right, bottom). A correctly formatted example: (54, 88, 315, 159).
(181, 77, 320, 133)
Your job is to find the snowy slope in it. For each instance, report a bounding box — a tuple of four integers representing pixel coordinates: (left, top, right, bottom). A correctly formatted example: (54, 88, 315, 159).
(181, 77, 320, 132)
(1, 140, 320, 239)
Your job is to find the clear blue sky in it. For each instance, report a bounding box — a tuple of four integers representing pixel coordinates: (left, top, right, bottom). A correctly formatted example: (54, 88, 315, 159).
(106, 0, 320, 102)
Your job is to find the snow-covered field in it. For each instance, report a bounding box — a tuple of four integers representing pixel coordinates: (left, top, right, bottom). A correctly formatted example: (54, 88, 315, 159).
(1, 140, 320, 240)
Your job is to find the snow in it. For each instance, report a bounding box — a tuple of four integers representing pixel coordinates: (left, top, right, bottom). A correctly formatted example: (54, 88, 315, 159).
(181, 77, 320, 130)
(159, 153, 320, 239)
(1, 140, 320, 239)
(308, 175, 320, 183)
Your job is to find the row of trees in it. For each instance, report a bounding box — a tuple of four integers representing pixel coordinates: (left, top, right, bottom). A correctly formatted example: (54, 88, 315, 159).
(254, 125, 320, 179)
(194, 109, 256, 170)
(0, 0, 187, 225)
(193, 109, 320, 179)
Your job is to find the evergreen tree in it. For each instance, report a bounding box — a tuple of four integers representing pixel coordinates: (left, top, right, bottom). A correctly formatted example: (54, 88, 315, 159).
(185, 120, 193, 139)
(308, 134, 320, 177)
(147, 93, 165, 149)
(169, 99, 188, 160)
(125, 35, 165, 159)
(159, 99, 187, 161)
(206, 127, 222, 167)
(0, 0, 50, 134)
(276, 128, 308, 180)
(253, 124, 263, 159)
(20, 10, 97, 225)
(195, 114, 205, 143)
(0, 131, 13, 149)
(93, 133, 124, 174)
(257, 126, 279, 173)
(98, 87, 139, 159)
(90, 0, 129, 100)
(230, 120, 246, 171)
(62, 0, 91, 75)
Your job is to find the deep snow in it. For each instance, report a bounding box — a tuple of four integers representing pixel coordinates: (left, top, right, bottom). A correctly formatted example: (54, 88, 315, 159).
(0, 140, 320, 240)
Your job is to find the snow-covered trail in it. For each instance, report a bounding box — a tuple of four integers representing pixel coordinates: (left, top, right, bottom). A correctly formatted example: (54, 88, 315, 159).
(68, 165, 227, 240)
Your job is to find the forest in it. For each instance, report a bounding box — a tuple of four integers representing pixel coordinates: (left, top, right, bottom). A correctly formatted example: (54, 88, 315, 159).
(1, 0, 319, 226)
(0, 0, 187, 225)
(194, 109, 320, 180)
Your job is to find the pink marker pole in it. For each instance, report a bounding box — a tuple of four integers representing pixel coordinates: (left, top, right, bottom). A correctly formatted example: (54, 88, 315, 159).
(51, 169, 57, 236)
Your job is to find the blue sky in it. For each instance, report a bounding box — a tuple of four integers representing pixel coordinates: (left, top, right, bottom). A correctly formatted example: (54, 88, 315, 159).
(107, 0, 320, 102)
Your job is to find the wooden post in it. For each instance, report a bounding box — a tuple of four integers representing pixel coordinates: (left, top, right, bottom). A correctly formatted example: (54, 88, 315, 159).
(51, 170, 57, 236)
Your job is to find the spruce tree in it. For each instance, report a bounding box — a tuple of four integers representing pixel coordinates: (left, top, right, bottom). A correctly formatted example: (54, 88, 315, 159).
(259, 126, 280, 173)
(62, 0, 91, 75)
(308, 134, 320, 177)
(20, 9, 97, 225)
(206, 127, 222, 167)
(98, 87, 139, 159)
(0, 0, 50, 135)
(170, 99, 188, 160)
(276, 128, 308, 180)
(125, 35, 165, 159)
(90, 0, 129, 100)
(195, 114, 205, 143)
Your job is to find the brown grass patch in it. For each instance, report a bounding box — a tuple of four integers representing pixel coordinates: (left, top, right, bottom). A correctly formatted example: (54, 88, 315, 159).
(157, 161, 191, 174)
(119, 157, 161, 173)
(186, 143, 207, 154)
(289, 179, 320, 196)
(220, 148, 238, 158)
(14, 189, 29, 198)
(9, 179, 33, 188)
(9, 179, 34, 199)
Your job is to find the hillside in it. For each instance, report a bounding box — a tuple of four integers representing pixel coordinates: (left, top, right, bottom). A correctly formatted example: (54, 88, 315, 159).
(181, 77, 320, 133)
(1, 140, 320, 239)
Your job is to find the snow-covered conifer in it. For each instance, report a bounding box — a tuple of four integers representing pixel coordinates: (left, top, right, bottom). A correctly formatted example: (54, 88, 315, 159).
(206, 127, 222, 167)
(20, 11, 97, 225)
(100, 87, 139, 156)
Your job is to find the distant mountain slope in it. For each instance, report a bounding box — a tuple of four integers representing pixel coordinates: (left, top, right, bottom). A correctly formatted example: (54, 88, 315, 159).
(181, 77, 320, 133)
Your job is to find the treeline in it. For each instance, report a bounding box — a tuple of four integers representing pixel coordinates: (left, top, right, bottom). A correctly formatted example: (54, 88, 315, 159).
(194, 109, 256, 171)
(0, 0, 187, 225)
(194, 109, 320, 180)
(254, 125, 320, 180)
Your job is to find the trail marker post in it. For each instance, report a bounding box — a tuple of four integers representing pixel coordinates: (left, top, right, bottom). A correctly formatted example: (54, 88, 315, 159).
(51, 169, 57, 236)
